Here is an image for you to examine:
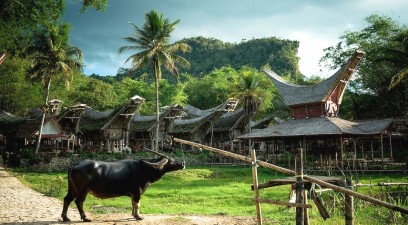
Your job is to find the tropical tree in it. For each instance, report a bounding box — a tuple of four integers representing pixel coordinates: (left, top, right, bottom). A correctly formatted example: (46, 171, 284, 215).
(321, 14, 408, 118)
(230, 67, 274, 154)
(27, 23, 83, 154)
(118, 10, 190, 151)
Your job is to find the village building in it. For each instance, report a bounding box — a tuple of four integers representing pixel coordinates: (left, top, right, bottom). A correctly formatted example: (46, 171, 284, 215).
(239, 50, 408, 170)
(57, 103, 87, 152)
(203, 109, 274, 154)
(78, 95, 144, 153)
(170, 99, 239, 151)
(0, 108, 65, 154)
(128, 104, 183, 151)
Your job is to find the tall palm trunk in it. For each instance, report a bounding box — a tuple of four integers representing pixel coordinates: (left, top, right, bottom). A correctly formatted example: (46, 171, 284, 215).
(153, 59, 160, 151)
(35, 78, 51, 154)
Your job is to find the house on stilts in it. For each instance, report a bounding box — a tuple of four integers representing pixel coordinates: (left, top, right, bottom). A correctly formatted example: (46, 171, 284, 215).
(78, 95, 144, 153)
(129, 103, 183, 151)
(170, 99, 239, 151)
(239, 50, 408, 171)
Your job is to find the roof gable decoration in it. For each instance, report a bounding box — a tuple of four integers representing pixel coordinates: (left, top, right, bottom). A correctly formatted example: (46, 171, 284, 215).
(33, 117, 64, 137)
(102, 95, 145, 130)
(323, 50, 365, 116)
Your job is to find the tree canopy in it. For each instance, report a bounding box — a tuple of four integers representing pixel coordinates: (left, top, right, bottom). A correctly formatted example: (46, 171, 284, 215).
(321, 14, 408, 118)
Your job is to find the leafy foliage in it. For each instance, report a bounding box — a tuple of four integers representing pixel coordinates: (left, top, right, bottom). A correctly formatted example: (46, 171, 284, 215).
(179, 37, 301, 81)
(118, 10, 191, 151)
(321, 14, 408, 118)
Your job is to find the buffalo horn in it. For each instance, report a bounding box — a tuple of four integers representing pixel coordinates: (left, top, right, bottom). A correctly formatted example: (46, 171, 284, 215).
(143, 147, 175, 161)
(143, 157, 169, 169)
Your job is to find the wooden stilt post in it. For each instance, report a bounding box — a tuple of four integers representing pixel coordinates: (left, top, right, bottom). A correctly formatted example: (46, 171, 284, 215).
(381, 134, 384, 160)
(370, 140, 374, 159)
(345, 179, 354, 225)
(353, 140, 357, 170)
(296, 146, 304, 225)
(389, 135, 393, 159)
(251, 147, 263, 225)
(303, 138, 307, 163)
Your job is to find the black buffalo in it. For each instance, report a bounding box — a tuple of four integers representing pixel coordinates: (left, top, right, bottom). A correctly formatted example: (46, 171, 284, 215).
(61, 157, 184, 222)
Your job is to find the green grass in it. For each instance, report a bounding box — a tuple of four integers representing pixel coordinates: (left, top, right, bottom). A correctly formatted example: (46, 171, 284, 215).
(10, 167, 408, 225)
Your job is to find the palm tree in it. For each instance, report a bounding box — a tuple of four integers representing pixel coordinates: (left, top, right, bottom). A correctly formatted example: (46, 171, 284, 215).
(118, 10, 190, 151)
(27, 24, 83, 154)
(230, 68, 267, 155)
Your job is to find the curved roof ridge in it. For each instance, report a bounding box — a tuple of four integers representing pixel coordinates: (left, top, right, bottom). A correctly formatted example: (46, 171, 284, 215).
(83, 106, 115, 120)
(263, 50, 365, 106)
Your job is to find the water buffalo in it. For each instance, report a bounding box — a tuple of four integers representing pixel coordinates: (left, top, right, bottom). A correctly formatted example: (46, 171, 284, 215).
(61, 156, 184, 222)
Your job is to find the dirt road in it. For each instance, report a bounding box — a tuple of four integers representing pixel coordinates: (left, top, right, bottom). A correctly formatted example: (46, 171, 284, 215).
(0, 166, 258, 225)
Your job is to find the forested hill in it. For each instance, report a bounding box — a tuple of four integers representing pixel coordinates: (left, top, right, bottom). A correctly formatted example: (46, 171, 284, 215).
(179, 36, 301, 79)
(112, 36, 302, 82)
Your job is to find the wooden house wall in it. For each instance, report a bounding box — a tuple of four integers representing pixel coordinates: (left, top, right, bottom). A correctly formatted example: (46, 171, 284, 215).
(291, 104, 324, 119)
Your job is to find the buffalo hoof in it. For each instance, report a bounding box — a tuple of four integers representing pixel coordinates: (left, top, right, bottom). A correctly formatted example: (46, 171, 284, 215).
(61, 216, 70, 222)
(82, 217, 92, 222)
(134, 215, 144, 220)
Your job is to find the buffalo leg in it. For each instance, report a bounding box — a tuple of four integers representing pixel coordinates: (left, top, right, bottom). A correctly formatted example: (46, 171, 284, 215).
(132, 196, 143, 220)
(61, 193, 75, 221)
(61, 177, 76, 222)
(75, 193, 91, 222)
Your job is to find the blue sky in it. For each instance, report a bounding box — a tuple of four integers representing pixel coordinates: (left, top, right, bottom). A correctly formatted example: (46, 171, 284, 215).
(64, 0, 408, 77)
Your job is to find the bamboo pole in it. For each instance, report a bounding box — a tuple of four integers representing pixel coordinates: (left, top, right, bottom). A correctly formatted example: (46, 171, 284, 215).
(251, 148, 262, 225)
(173, 138, 408, 215)
(254, 198, 312, 208)
(340, 136, 344, 170)
(303, 188, 309, 225)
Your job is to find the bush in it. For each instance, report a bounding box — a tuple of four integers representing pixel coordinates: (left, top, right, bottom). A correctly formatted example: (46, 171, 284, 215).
(18, 149, 213, 172)
(20, 148, 43, 166)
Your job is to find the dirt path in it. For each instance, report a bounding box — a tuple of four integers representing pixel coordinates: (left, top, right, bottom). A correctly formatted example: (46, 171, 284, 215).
(0, 166, 258, 225)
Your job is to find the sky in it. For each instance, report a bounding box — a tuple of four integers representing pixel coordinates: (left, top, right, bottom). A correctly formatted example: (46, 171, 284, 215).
(64, 0, 408, 77)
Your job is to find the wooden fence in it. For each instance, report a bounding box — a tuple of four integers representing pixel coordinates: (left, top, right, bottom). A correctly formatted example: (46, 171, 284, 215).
(174, 138, 408, 225)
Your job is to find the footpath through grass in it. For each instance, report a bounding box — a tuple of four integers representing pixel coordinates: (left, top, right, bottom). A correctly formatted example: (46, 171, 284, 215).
(11, 166, 408, 225)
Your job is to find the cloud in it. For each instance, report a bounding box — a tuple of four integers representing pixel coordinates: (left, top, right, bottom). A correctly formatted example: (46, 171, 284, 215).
(64, 0, 408, 77)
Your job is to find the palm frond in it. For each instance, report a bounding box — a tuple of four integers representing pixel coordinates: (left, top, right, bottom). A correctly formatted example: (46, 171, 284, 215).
(389, 66, 408, 89)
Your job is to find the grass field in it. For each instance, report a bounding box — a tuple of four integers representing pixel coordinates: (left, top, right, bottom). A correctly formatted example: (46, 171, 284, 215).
(11, 166, 408, 225)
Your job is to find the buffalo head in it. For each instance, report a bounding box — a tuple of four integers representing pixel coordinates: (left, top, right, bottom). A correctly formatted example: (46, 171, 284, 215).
(143, 156, 185, 172)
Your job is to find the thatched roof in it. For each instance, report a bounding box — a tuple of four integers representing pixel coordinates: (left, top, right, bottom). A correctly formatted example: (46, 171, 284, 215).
(131, 115, 156, 132)
(250, 116, 275, 130)
(130, 103, 182, 132)
(0, 111, 25, 135)
(79, 107, 118, 132)
(238, 116, 393, 139)
(263, 50, 365, 107)
(212, 109, 246, 132)
(182, 99, 239, 119)
(171, 99, 239, 134)
(8, 116, 64, 139)
(0, 111, 65, 138)
(171, 113, 219, 134)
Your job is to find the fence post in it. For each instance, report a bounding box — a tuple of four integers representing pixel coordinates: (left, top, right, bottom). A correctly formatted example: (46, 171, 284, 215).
(345, 179, 354, 225)
(251, 148, 263, 225)
(296, 147, 304, 225)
